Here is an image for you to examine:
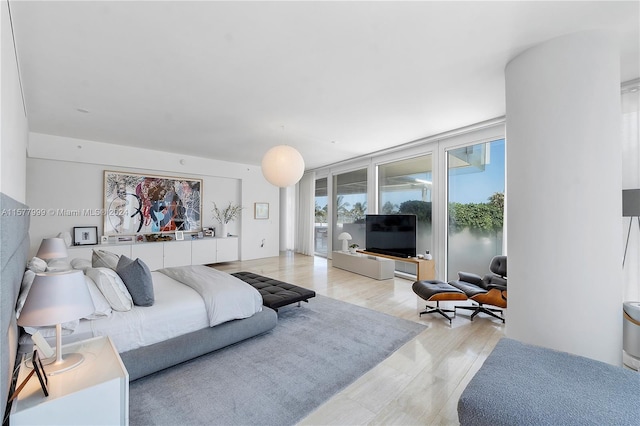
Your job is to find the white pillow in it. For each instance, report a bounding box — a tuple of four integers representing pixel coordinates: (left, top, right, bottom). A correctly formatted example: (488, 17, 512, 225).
(92, 249, 119, 270)
(26, 257, 47, 273)
(86, 267, 133, 312)
(15, 270, 36, 318)
(71, 258, 92, 272)
(46, 258, 72, 272)
(83, 274, 112, 319)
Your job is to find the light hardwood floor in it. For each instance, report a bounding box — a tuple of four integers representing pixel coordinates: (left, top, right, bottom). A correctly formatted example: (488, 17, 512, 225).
(216, 252, 505, 425)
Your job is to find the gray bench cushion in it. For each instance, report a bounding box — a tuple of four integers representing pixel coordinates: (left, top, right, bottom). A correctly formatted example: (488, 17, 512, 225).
(458, 337, 640, 425)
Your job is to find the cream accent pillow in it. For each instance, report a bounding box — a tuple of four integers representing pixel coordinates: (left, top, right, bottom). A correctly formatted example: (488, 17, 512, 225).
(26, 257, 47, 273)
(46, 258, 72, 272)
(92, 249, 120, 270)
(71, 258, 92, 272)
(83, 274, 112, 319)
(86, 267, 133, 312)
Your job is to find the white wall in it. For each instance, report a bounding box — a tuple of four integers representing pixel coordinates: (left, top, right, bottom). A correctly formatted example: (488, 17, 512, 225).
(0, 0, 28, 202)
(26, 133, 280, 261)
(506, 31, 623, 365)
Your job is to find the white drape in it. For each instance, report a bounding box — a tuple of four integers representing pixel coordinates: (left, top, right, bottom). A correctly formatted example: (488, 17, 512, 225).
(295, 171, 315, 256)
(623, 82, 640, 301)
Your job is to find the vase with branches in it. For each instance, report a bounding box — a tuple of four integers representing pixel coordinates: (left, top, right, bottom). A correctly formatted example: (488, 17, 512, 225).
(212, 202, 243, 238)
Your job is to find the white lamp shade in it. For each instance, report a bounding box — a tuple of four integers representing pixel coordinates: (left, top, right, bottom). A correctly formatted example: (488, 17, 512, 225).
(337, 232, 352, 241)
(261, 145, 305, 187)
(337, 232, 352, 252)
(17, 270, 94, 327)
(36, 237, 68, 260)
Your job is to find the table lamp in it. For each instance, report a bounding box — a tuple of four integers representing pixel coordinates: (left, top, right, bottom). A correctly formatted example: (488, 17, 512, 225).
(36, 237, 68, 260)
(17, 270, 95, 375)
(337, 232, 352, 252)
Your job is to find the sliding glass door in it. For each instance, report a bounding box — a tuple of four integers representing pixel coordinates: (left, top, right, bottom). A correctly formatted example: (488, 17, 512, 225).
(333, 169, 367, 252)
(378, 154, 433, 257)
(314, 177, 328, 256)
(447, 138, 505, 280)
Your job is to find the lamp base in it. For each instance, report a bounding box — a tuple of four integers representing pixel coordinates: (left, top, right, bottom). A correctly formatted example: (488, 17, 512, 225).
(44, 352, 85, 375)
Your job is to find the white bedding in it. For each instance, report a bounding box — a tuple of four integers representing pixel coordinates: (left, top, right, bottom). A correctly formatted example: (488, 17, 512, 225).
(157, 265, 263, 327)
(19, 266, 263, 354)
(73, 271, 209, 352)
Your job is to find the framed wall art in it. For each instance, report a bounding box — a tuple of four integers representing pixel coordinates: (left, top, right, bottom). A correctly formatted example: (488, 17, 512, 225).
(254, 202, 269, 219)
(73, 226, 98, 246)
(103, 171, 202, 236)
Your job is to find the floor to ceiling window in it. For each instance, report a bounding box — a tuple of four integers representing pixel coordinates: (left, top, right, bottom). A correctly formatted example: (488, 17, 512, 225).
(314, 177, 328, 256)
(333, 169, 367, 252)
(447, 138, 505, 280)
(378, 154, 433, 257)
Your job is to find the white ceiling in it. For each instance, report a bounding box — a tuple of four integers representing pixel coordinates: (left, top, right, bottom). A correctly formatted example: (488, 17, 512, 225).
(9, 1, 640, 170)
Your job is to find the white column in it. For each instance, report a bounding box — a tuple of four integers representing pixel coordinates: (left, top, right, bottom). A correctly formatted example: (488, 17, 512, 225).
(505, 30, 623, 365)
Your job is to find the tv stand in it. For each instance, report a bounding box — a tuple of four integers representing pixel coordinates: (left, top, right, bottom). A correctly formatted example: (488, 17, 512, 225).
(357, 250, 435, 280)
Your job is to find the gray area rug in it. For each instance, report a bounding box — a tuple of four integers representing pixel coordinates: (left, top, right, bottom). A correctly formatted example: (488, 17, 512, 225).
(129, 295, 426, 426)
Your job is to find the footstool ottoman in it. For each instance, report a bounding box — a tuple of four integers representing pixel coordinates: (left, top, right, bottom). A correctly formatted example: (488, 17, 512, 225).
(232, 271, 316, 311)
(412, 280, 468, 324)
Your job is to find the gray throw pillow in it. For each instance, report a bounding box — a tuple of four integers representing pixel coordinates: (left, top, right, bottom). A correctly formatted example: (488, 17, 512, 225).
(116, 256, 154, 307)
(92, 249, 119, 270)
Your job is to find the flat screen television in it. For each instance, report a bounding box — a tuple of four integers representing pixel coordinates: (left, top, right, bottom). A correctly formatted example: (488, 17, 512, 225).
(365, 214, 417, 258)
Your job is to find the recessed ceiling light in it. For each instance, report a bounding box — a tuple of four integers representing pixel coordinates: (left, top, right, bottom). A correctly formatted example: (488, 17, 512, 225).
(76, 108, 90, 113)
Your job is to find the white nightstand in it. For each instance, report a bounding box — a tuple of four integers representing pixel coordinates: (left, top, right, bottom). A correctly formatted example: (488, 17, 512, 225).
(10, 336, 129, 425)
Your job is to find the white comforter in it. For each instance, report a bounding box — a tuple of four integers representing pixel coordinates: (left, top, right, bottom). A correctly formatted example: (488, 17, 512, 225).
(158, 265, 263, 327)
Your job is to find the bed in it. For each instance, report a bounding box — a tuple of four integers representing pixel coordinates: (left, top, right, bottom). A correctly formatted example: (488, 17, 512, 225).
(1, 200, 277, 421)
(17, 264, 278, 381)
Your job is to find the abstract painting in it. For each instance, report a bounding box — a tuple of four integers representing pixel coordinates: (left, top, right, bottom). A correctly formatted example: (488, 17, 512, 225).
(103, 171, 202, 236)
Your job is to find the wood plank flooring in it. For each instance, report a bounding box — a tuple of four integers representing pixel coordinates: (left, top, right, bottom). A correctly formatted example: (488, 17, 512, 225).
(216, 252, 505, 425)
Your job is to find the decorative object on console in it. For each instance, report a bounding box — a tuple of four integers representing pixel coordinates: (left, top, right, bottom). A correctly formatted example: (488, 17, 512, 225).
(103, 170, 202, 236)
(73, 226, 98, 246)
(56, 232, 72, 247)
(175, 230, 184, 241)
(622, 188, 640, 267)
(254, 202, 269, 219)
(337, 232, 352, 253)
(212, 201, 243, 238)
(17, 270, 95, 375)
(261, 145, 305, 187)
(349, 243, 359, 254)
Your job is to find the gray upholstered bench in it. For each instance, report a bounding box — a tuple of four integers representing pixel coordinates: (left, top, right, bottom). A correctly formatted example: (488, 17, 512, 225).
(458, 337, 640, 425)
(231, 271, 316, 311)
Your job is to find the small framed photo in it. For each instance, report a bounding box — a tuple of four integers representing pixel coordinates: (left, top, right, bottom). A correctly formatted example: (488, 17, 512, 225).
(73, 226, 98, 246)
(254, 202, 269, 220)
(175, 230, 184, 241)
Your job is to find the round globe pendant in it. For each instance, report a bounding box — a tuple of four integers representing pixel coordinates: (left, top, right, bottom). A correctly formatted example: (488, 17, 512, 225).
(261, 145, 305, 187)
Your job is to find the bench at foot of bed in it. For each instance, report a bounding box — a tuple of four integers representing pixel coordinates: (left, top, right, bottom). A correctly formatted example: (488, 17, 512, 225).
(231, 271, 316, 311)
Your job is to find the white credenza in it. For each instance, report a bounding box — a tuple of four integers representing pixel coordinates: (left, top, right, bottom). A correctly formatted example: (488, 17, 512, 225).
(10, 336, 128, 426)
(332, 251, 395, 280)
(67, 237, 238, 270)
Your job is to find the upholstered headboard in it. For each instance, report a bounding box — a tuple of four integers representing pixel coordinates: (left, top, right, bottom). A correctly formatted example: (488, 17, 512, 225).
(0, 193, 30, 421)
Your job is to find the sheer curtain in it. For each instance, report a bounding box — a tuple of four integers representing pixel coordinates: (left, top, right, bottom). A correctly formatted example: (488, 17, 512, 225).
(295, 171, 315, 256)
(622, 80, 640, 301)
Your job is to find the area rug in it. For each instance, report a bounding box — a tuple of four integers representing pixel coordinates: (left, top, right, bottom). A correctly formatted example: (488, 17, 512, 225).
(129, 295, 427, 426)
